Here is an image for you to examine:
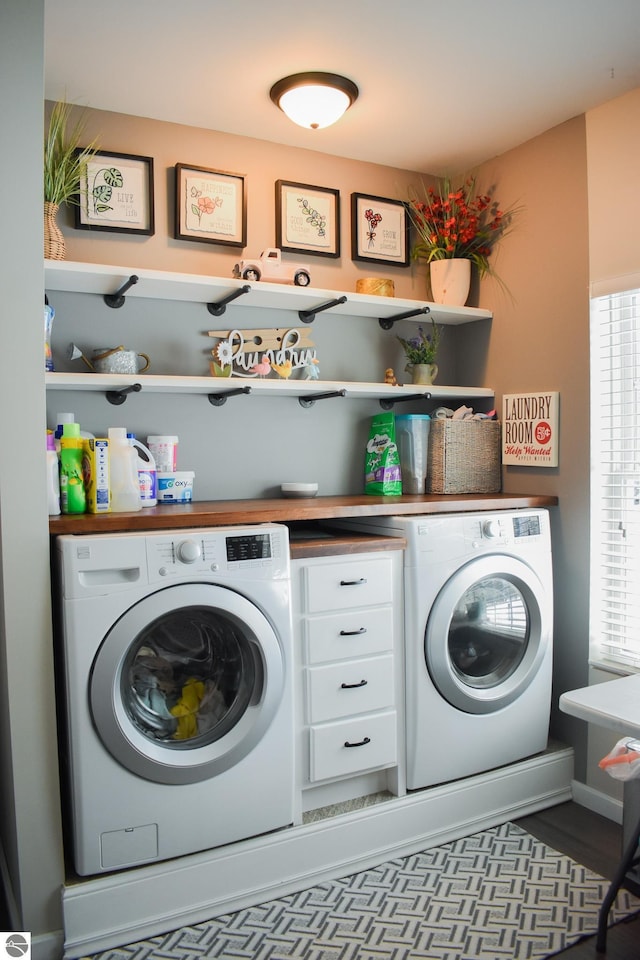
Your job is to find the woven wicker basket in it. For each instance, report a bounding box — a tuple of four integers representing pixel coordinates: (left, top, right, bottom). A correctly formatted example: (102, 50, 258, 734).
(427, 419, 501, 494)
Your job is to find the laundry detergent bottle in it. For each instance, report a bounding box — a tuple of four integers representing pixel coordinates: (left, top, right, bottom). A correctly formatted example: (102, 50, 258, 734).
(59, 422, 86, 514)
(108, 427, 142, 513)
(127, 433, 157, 507)
(46, 430, 61, 516)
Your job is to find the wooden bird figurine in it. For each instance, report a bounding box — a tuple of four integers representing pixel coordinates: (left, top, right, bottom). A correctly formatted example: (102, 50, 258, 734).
(250, 357, 271, 377)
(271, 359, 293, 379)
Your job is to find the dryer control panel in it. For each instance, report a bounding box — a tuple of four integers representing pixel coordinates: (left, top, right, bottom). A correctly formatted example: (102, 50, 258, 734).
(465, 511, 546, 549)
(405, 510, 550, 566)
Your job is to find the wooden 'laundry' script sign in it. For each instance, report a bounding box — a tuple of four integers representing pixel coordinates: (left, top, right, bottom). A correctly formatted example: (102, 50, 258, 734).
(207, 327, 318, 379)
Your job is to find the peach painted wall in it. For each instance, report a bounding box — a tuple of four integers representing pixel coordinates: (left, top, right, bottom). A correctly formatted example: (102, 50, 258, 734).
(459, 117, 591, 771)
(51, 103, 436, 299)
(587, 86, 640, 294)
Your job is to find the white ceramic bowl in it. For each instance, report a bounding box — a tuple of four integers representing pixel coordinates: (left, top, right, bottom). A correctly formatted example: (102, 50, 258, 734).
(280, 482, 319, 498)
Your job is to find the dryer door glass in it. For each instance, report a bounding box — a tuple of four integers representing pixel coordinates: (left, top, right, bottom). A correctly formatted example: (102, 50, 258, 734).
(449, 577, 528, 687)
(124, 605, 258, 747)
(426, 555, 549, 714)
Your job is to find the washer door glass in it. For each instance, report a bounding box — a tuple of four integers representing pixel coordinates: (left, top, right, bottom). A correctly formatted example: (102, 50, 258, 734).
(426, 555, 550, 714)
(90, 582, 286, 784)
(125, 606, 257, 746)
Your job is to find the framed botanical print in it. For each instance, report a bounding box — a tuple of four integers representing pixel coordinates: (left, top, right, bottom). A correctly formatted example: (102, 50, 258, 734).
(275, 179, 340, 258)
(351, 192, 410, 266)
(175, 163, 247, 247)
(75, 150, 155, 235)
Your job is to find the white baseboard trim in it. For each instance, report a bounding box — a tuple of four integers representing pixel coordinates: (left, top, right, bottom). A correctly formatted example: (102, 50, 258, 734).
(62, 746, 573, 958)
(570, 779, 624, 824)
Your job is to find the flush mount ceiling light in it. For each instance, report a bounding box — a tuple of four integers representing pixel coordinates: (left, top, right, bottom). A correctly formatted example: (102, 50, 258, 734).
(270, 72, 359, 130)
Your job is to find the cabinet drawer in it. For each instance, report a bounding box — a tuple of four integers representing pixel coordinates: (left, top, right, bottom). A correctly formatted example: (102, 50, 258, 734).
(306, 607, 393, 664)
(304, 557, 393, 613)
(309, 710, 397, 782)
(306, 654, 394, 723)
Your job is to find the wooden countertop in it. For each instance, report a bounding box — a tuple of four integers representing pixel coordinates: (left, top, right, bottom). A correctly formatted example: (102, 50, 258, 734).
(49, 492, 558, 536)
(289, 532, 408, 559)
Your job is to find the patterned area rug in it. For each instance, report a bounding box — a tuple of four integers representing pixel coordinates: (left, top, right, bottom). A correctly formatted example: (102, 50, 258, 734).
(86, 822, 640, 960)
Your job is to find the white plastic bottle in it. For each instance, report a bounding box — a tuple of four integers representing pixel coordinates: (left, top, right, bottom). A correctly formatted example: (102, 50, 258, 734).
(128, 433, 157, 507)
(108, 427, 142, 513)
(46, 431, 61, 516)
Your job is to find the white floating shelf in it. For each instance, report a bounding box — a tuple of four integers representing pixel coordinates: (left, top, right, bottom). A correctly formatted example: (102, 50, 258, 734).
(45, 372, 494, 402)
(44, 260, 493, 326)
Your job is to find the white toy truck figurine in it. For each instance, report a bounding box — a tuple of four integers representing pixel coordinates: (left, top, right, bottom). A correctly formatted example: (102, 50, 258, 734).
(233, 248, 311, 286)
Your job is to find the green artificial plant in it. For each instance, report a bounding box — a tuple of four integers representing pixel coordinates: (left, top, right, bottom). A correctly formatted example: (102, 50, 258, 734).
(44, 98, 98, 206)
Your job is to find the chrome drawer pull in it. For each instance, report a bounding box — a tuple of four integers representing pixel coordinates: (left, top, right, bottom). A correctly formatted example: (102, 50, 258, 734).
(344, 737, 371, 748)
(341, 679, 368, 689)
(339, 627, 367, 636)
(339, 578, 368, 586)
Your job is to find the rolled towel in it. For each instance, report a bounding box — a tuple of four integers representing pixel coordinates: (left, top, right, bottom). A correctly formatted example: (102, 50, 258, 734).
(432, 406, 454, 420)
(452, 405, 474, 420)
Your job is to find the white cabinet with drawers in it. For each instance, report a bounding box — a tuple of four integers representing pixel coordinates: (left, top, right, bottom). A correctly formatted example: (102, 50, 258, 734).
(292, 546, 405, 817)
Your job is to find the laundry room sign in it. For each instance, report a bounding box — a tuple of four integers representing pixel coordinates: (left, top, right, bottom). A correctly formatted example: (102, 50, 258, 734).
(501, 392, 559, 467)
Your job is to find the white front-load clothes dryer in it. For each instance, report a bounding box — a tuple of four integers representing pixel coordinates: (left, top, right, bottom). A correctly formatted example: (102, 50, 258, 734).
(330, 510, 553, 790)
(55, 524, 294, 876)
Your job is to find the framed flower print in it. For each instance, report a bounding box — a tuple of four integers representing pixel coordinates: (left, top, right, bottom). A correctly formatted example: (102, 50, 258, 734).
(175, 163, 247, 247)
(351, 192, 410, 266)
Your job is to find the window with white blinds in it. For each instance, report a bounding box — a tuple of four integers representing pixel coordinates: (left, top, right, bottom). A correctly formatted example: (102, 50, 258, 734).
(590, 289, 640, 671)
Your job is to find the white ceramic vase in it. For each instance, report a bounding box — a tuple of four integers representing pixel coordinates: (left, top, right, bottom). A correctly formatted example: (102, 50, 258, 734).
(430, 258, 471, 306)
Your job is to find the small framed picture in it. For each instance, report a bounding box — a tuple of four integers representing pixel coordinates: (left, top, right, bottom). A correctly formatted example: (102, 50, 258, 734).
(75, 150, 155, 235)
(175, 163, 247, 247)
(351, 193, 410, 266)
(275, 179, 340, 258)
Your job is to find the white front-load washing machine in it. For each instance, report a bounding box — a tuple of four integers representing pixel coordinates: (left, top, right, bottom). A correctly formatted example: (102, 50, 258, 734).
(55, 523, 294, 876)
(331, 509, 553, 790)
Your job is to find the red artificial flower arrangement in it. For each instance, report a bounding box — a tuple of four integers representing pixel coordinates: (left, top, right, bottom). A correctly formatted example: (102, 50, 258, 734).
(408, 177, 519, 279)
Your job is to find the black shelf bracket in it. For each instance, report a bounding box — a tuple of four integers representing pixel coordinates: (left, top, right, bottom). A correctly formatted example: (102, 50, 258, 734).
(208, 385, 252, 406)
(206, 284, 251, 317)
(299, 295, 348, 324)
(105, 383, 142, 405)
(379, 391, 431, 410)
(299, 388, 347, 409)
(104, 275, 139, 309)
(378, 305, 431, 331)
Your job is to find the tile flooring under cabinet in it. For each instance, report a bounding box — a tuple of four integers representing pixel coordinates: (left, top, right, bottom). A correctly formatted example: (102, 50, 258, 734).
(302, 790, 394, 824)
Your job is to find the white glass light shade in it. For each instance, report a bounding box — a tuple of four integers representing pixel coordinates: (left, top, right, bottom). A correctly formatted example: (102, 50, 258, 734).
(279, 84, 350, 129)
(270, 73, 358, 130)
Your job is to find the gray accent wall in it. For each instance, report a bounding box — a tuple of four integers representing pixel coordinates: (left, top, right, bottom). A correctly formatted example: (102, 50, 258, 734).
(0, 0, 65, 953)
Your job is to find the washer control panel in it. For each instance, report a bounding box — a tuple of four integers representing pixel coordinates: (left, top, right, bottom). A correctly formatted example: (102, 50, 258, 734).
(144, 524, 289, 583)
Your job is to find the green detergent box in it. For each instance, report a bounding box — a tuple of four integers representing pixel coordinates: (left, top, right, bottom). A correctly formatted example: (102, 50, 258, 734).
(82, 438, 111, 513)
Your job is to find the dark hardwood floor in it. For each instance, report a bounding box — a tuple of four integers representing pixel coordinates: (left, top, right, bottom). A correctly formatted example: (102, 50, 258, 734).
(1, 801, 638, 955)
